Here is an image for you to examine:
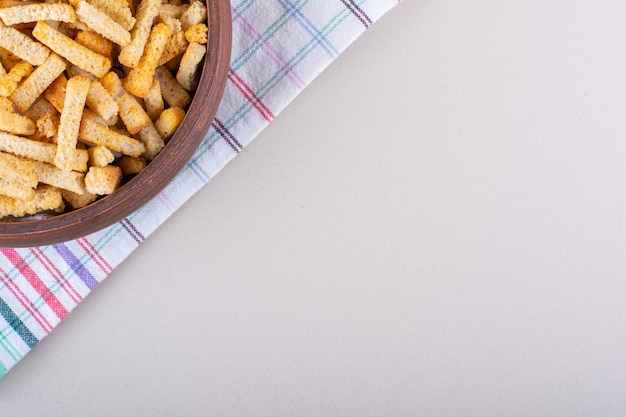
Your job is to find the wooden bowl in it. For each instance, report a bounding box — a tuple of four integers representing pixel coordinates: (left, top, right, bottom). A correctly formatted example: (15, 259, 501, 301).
(0, 0, 232, 248)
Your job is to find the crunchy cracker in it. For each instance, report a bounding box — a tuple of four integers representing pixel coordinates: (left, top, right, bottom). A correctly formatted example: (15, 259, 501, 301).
(34, 113, 59, 141)
(0, 61, 33, 97)
(0, 150, 37, 199)
(24, 97, 58, 122)
(176, 41, 204, 91)
(36, 159, 87, 194)
(84, 0, 135, 31)
(0, 96, 14, 112)
(61, 188, 97, 209)
(0, 184, 64, 218)
(157, 30, 187, 66)
(158, 3, 188, 19)
(0, 108, 35, 135)
(116, 93, 152, 134)
(0, 3, 75, 26)
(118, 155, 146, 175)
(87, 144, 114, 167)
(135, 122, 163, 160)
(54, 75, 90, 171)
(0, 178, 35, 201)
(32, 20, 111, 77)
(9, 52, 66, 113)
(158, 13, 181, 33)
(43, 74, 67, 113)
(0, 21, 50, 65)
(154, 65, 190, 108)
(101, 71, 151, 133)
(74, 0, 130, 46)
(123, 22, 171, 98)
(79, 115, 145, 156)
(154, 106, 184, 140)
(179, 0, 205, 30)
(184, 23, 207, 44)
(74, 30, 113, 57)
(117, 0, 160, 68)
(0, 131, 88, 171)
(85, 164, 122, 194)
(143, 79, 163, 121)
(66, 63, 98, 81)
(86, 80, 118, 123)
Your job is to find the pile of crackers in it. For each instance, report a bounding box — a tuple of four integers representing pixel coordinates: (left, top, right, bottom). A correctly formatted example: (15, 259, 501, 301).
(0, 0, 208, 219)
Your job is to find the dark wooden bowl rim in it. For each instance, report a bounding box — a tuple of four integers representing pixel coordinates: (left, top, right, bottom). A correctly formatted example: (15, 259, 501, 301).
(0, 0, 232, 248)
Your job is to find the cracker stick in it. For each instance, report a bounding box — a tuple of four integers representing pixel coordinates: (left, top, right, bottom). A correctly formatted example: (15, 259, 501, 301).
(154, 65, 190, 108)
(66, 63, 99, 81)
(0, 3, 75, 25)
(79, 116, 145, 156)
(0, 131, 88, 171)
(184, 23, 207, 44)
(99, 68, 124, 98)
(101, 71, 151, 133)
(34, 113, 59, 142)
(43, 74, 67, 113)
(157, 30, 187, 66)
(135, 122, 163, 160)
(0, 21, 49, 65)
(36, 160, 87, 194)
(62, 20, 88, 36)
(179, 0, 205, 30)
(0, 150, 37, 181)
(176, 41, 204, 91)
(0, 178, 35, 201)
(74, 30, 113, 56)
(0, 96, 13, 112)
(10, 52, 66, 113)
(165, 53, 183, 73)
(143, 79, 163, 121)
(85, 165, 122, 194)
(54, 75, 90, 171)
(0, 185, 64, 219)
(0, 150, 37, 200)
(86, 80, 118, 124)
(61, 188, 97, 209)
(0, 0, 38, 9)
(154, 106, 184, 140)
(84, 0, 135, 31)
(158, 3, 188, 19)
(24, 97, 58, 122)
(26, 119, 56, 143)
(123, 22, 171, 97)
(0, 178, 36, 202)
(118, 155, 146, 175)
(117, 0, 160, 68)
(0, 108, 35, 135)
(159, 13, 181, 33)
(0, 45, 20, 70)
(32, 20, 111, 77)
(116, 93, 151, 134)
(0, 61, 33, 97)
(74, 0, 130, 46)
(0, 164, 37, 200)
(87, 144, 114, 167)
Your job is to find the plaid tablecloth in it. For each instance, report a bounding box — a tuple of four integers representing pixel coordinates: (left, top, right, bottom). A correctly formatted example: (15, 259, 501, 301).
(0, 0, 400, 378)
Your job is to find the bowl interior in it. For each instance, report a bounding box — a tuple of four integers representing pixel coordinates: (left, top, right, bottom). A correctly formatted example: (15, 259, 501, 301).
(0, 0, 232, 248)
